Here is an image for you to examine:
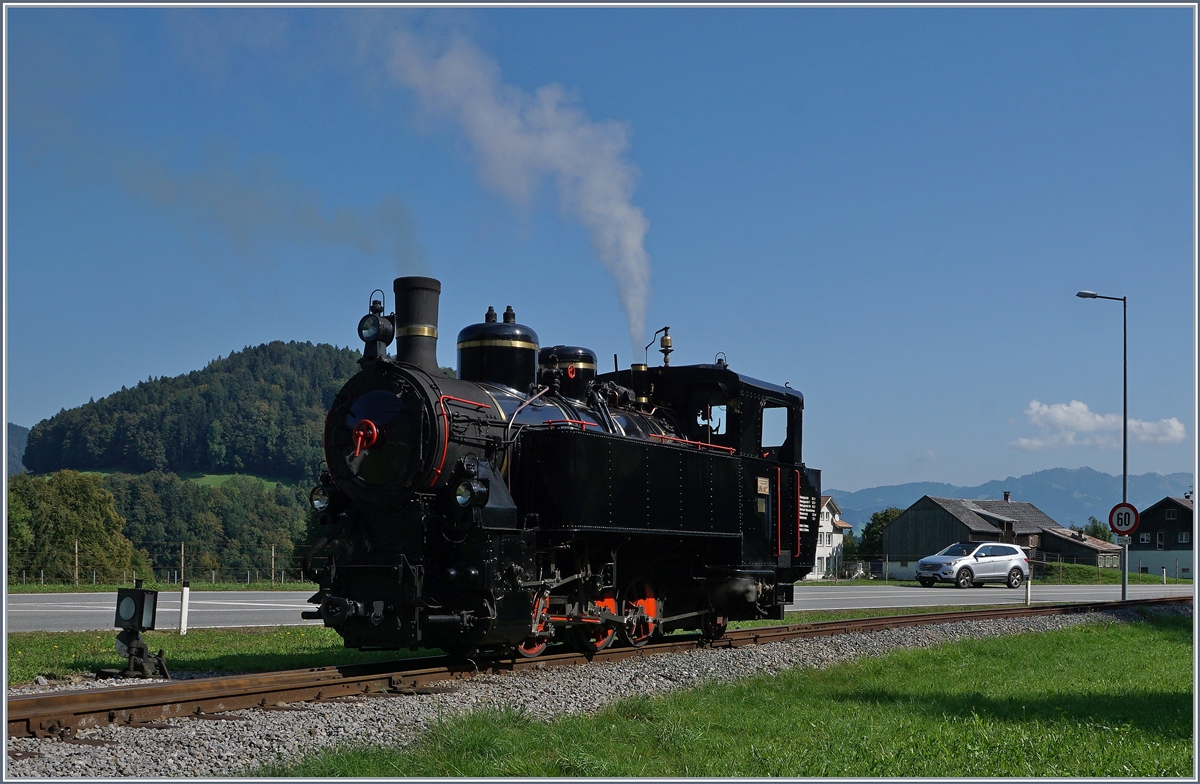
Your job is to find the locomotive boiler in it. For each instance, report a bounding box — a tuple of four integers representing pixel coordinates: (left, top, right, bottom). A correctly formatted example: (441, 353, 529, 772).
(303, 276, 821, 656)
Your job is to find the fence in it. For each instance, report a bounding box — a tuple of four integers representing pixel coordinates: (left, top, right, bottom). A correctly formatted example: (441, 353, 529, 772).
(7, 540, 323, 587)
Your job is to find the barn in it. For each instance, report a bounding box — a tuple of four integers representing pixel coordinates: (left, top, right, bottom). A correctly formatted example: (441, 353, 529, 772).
(880, 493, 1058, 579)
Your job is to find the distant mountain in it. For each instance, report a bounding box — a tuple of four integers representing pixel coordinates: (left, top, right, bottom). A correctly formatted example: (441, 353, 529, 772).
(7, 423, 29, 476)
(23, 341, 361, 481)
(827, 467, 1194, 533)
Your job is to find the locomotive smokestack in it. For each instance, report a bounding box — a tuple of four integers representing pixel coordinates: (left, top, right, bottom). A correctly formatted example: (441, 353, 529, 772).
(393, 276, 441, 372)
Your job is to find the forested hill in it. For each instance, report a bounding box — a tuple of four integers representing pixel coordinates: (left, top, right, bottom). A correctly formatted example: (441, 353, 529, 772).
(23, 342, 361, 481)
(8, 423, 29, 476)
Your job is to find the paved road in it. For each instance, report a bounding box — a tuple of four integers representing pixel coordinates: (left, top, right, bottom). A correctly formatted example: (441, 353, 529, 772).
(5, 583, 1193, 632)
(4, 591, 321, 633)
(787, 582, 1194, 612)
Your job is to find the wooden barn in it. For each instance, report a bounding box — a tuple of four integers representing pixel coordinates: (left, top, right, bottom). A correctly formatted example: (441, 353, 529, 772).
(880, 493, 1060, 579)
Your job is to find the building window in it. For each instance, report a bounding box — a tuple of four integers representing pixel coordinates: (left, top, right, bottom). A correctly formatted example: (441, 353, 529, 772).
(1139, 533, 1151, 544)
(1156, 531, 1164, 550)
(900, 561, 908, 567)
(1179, 532, 1190, 544)
(817, 557, 824, 572)
(1165, 509, 1177, 520)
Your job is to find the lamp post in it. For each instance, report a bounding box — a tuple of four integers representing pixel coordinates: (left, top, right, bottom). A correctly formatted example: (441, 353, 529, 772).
(1076, 289, 1128, 600)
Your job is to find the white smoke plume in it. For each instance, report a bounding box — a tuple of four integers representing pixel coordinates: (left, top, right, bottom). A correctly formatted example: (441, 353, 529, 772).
(383, 28, 652, 347)
(1011, 399, 1187, 450)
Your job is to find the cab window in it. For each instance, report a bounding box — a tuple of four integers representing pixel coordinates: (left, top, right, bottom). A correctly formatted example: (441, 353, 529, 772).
(761, 404, 787, 449)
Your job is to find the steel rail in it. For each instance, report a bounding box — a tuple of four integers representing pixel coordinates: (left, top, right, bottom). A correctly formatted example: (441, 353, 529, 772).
(8, 595, 1190, 739)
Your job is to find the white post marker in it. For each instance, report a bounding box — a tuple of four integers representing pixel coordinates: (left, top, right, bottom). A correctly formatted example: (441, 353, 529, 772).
(179, 581, 191, 636)
(1025, 565, 1032, 606)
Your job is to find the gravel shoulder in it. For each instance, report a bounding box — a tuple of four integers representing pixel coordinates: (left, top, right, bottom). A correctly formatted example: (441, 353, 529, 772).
(5, 607, 1187, 778)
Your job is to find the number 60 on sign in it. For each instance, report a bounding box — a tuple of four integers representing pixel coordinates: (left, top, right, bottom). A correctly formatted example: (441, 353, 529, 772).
(1109, 502, 1139, 536)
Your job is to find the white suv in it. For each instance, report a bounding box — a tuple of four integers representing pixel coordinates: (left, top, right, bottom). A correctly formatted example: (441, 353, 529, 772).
(916, 542, 1030, 589)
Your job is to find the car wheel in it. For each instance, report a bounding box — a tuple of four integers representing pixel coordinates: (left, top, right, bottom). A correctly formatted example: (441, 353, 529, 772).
(955, 568, 973, 589)
(1007, 568, 1024, 589)
(918, 578, 935, 587)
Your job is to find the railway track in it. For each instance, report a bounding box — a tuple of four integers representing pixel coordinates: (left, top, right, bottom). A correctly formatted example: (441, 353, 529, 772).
(8, 596, 1190, 741)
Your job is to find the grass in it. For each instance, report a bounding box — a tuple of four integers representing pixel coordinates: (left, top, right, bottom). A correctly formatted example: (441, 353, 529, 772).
(4, 605, 1016, 686)
(260, 610, 1194, 777)
(6, 580, 319, 594)
(175, 471, 295, 489)
(6, 626, 429, 687)
(78, 469, 295, 489)
(1032, 560, 1193, 585)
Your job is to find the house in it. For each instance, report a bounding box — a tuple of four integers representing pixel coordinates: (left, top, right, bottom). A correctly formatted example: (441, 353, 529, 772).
(880, 492, 1082, 579)
(806, 496, 852, 579)
(1129, 496, 1194, 579)
(1037, 527, 1122, 568)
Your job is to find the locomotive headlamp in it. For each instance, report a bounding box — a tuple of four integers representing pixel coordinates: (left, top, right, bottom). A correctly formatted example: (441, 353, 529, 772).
(455, 478, 489, 507)
(358, 299, 395, 346)
(357, 314, 395, 345)
(309, 485, 330, 513)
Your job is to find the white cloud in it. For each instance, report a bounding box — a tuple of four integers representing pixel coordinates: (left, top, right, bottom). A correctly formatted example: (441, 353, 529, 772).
(1011, 400, 1187, 450)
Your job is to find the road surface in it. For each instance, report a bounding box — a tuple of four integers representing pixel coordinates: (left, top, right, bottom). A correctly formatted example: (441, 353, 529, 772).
(4, 583, 1193, 633)
(4, 591, 320, 633)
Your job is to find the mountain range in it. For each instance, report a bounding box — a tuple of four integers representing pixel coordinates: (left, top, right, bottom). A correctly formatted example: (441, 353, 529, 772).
(827, 466, 1193, 533)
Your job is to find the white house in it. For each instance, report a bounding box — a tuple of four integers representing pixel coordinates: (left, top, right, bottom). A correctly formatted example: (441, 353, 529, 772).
(806, 496, 851, 579)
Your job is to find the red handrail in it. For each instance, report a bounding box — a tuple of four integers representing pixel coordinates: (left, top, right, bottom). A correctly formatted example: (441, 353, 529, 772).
(647, 433, 737, 454)
(545, 419, 599, 429)
(429, 395, 492, 486)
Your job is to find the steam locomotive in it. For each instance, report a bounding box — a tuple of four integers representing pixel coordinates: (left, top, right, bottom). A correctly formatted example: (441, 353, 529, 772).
(303, 276, 821, 656)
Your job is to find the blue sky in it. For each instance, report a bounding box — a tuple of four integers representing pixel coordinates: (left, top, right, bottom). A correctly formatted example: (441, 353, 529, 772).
(4, 6, 1195, 491)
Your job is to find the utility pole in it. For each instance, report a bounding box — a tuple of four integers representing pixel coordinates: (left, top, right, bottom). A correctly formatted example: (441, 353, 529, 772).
(180, 541, 185, 584)
(74, 539, 79, 587)
(271, 545, 276, 585)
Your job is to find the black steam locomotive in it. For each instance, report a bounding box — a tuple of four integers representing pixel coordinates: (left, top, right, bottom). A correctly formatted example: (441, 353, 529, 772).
(303, 276, 820, 656)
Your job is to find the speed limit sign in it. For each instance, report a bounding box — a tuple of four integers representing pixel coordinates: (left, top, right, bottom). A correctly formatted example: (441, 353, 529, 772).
(1109, 503, 1140, 536)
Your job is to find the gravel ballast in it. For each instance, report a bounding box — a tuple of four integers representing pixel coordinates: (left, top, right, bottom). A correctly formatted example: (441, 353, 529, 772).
(4, 607, 1185, 778)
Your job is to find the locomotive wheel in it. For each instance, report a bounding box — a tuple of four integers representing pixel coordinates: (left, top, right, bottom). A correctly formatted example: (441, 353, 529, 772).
(618, 580, 659, 648)
(702, 611, 728, 641)
(568, 590, 617, 654)
(516, 591, 552, 658)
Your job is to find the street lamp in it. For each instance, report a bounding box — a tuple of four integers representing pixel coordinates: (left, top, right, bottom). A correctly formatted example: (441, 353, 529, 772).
(1076, 289, 1128, 600)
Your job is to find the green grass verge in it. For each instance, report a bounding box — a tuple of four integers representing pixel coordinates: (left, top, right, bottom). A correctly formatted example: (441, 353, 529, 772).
(6, 581, 318, 594)
(5, 606, 1012, 686)
(6, 626, 428, 687)
(261, 611, 1193, 777)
